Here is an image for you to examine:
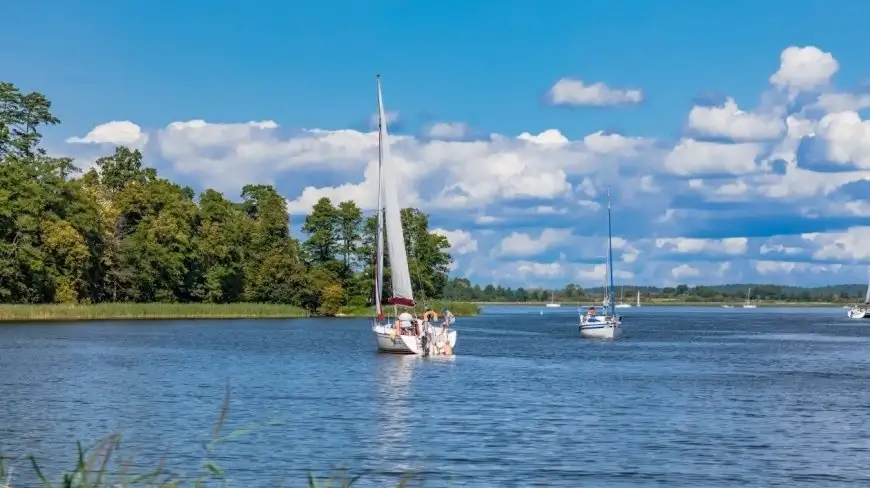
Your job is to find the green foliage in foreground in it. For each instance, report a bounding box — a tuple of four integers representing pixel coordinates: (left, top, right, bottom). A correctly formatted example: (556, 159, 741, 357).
(0, 387, 419, 487)
(0, 81, 459, 317)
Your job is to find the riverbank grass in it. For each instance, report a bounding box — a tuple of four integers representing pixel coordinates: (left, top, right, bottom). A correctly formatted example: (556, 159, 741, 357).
(0, 301, 482, 322)
(0, 303, 309, 322)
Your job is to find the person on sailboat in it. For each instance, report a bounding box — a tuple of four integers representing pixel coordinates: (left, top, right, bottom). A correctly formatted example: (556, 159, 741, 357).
(587, 306, 596, 319)
(423, 307, 438, 325)
(397, 311, 416, 336)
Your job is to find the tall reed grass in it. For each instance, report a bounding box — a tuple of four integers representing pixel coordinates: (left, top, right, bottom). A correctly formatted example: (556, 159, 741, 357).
(0, 303, 310, 322)
(0, 301, 481, 323)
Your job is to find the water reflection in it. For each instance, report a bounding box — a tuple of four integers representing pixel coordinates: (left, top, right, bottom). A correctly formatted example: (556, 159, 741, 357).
(373, 355, 417, 468)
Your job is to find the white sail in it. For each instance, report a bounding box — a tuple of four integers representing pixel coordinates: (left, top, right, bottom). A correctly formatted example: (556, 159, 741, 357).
(376, 76, 414, 307)
(864, 267, 870, 304)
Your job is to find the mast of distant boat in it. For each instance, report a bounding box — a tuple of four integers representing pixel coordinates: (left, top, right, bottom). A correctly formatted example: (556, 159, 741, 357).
(864, 267, 870, 305)
(606, 187, 616, 318)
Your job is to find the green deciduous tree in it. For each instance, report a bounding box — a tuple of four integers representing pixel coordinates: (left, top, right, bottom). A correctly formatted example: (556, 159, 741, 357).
(0, 79, 467, 313)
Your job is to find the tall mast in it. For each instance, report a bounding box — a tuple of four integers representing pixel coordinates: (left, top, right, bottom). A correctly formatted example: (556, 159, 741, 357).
(374, 75, 385, 319)
(864, 266, 870, 305)
(376, 74, 415, 307)
(607, 187, 615, 317)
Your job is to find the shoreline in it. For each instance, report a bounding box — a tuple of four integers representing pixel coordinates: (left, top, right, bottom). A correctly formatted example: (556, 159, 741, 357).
(0, 302, 481, 323)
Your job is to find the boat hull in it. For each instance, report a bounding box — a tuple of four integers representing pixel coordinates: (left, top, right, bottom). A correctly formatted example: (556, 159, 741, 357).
(579, 316, 623, 339)
(545, 303, 561, 308)
(372, 322, 458, 355)
(847, 308, 868, 319)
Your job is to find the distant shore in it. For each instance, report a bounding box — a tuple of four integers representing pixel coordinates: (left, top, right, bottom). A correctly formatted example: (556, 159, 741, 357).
(474, 301, 849, 308)
(0, 301, 481, 323)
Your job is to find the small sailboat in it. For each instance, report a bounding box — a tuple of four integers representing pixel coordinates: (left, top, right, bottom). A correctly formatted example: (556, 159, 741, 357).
(370, 75, 457, 356)
(546, 291, 561, 308)
(742, 288, 757, 309)
(847, 267, 870, 320)
(580, 188, 623, 339)
(636, 290, 641, 307)
(615, 286, 632, 308)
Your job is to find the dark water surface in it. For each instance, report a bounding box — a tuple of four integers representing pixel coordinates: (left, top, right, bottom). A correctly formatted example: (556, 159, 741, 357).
(2, 306, 869, 487)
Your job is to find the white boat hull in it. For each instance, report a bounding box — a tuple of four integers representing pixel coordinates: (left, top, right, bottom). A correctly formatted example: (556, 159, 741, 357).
(579, 315, 623, 339)
(372, 322, 457, 355)
(545, 303, 561, 308)
(614, 303, 631, 308)
(847, 308, 868, 319)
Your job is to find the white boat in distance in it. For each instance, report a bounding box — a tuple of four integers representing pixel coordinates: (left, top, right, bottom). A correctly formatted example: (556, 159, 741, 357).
(580, 188, 623, 340)
(742, 288, 757, 309)
(369, 75, 457, 356)
(546, 291, 561, 307)
(614, 287, 632, 308)
(847, 267, 870, 320)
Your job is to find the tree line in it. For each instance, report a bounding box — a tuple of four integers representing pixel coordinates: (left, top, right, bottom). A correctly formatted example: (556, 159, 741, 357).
(443, 278, 869, 303)
(0, 81, 453, 315)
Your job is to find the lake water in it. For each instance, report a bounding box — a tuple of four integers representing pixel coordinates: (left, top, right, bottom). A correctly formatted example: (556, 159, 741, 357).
(1, 306, 869, 487)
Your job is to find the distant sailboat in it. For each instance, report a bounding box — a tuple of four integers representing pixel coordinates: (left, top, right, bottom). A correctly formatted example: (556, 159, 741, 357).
(370, 75, 457, 356)
(742, 288, 757, 309)
(615, 286, 632, 308)
(580, 188, 623, 339)
(546, 291, 561, 308)
(636, 289, 641, 307)
(847, 267, 870, 319)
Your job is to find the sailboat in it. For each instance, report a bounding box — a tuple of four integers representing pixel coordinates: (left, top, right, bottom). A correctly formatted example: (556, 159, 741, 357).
(370, 75, 458, 356)
(847, 267, 870, 319)
(742, 288, 757, 309)
(636, 290, 641, 307)
(546, 291, 561, 308)
(579, 188, 623, 339)
(615, 286, 632, 308)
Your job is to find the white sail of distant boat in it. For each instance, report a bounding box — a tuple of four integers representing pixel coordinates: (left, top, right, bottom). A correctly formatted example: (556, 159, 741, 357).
(580, 188, 623, 339)
(847, 267, 870, 320)
(370, 75, 457, 356)
(742, 288, 757, 309)
(636, 289, 641, 307)
(615, 286, 632, 308)
(546, 290, 561, 308)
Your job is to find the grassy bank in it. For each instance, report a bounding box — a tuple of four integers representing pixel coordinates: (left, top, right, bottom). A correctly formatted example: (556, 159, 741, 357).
(0, 301, 482, 322)
(475, 300, 846, 308)
(338, 300, 481, 317)
(0, 303, 310, 322)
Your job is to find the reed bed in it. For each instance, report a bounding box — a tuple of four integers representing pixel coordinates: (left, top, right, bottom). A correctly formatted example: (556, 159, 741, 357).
(0, 301, 481, 323)
(0, 303, 309, 322)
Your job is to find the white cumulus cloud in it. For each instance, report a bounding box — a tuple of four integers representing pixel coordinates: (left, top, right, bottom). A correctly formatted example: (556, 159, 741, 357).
(547, 79, 643, 107)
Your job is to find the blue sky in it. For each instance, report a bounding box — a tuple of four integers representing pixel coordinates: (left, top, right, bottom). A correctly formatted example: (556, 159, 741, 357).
(5, 0, 870, 288)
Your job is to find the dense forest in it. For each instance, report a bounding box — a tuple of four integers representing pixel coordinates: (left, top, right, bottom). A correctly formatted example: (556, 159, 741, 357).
(0, 81, 453, 314)
(442, 279, 869, 303)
